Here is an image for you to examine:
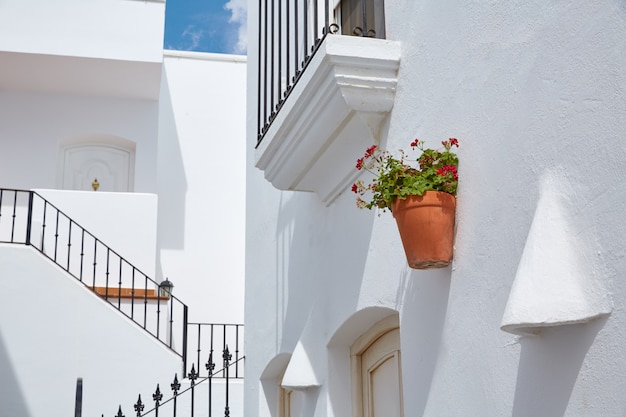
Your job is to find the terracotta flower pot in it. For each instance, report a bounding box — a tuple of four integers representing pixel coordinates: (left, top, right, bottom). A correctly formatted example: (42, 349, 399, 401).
(391, 191, 456, 269)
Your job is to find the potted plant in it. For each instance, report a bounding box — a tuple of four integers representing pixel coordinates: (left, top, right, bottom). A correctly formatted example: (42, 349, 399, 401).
(352, 138, 459, 269)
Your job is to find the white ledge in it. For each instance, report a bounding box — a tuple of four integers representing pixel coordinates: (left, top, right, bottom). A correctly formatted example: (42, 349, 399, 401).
(255, 35, 401, 205)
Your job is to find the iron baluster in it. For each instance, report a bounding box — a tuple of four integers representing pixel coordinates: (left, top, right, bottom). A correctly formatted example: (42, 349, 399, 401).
(188, 365, 198, 417)
(118, 257, 123, 309)
(105, 247, 110, 300)
(169, 292, 174, 348)
(270, 0, 275, 121)
(313, 0, 319, 44)
(25, 191, 33, 246)
(223, 346, 232, 417)
(210, 324, 215, 377)
(263, 0, 268, 134)
(285, 0, 290, 97)
(53, 210, 59, 261)
(171, 374, 181, 417)
(257, 0, 263, 141)
(130, 267, 136, 319)
(235, 325, 240, 378)
(67, 219, 72, 271)
(92, 239, 98, 289)
(294, 0, 299, 82)
(156, 283, 161, 340)
(143, 274, 148, 329)
(10, 190, 17, 243)
(41, 200, 47, 251)
(79, 229, 85, 281)
(206, 351, 216, 417)
(277, 0, 282, 112)
(74, 377, 83, 417)
(134, 395, 144, 417)
(303, 0, 309, 65)
(222, 325, 227, 377)
(152, 384, 163, 417)
(182, 306, 189, 377)
(324, 0, 330, 35)
(196, 324, 202, 375)
(115, 405, 125, 417)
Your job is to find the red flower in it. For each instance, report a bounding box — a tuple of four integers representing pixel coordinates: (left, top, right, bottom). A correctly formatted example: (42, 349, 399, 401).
(449, 138, 459, 147)
(356, 158, 364, 170)
(436, 165, 458, 180)
(364, 145, 377, 158)
(351, 183, 358, 193)
(410, 139, 420, 147)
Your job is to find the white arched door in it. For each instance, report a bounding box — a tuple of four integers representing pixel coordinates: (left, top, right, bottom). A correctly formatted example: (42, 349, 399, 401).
(351, 317, 403, 417)
(360, 327, 402, 417)
(61, 144, 134, 192)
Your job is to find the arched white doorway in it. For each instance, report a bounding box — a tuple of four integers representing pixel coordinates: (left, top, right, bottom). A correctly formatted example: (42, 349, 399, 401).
(59, 136, 136, 192)
(351, 315, 403, 417)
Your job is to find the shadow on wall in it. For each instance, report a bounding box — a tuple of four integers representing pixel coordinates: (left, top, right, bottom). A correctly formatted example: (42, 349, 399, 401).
(511, 317, 607, 417)
(0, 332, 31, 416)
(399, 266, 452, 417)
(156, 67, 187, 276)
(275, 190, 375, 354)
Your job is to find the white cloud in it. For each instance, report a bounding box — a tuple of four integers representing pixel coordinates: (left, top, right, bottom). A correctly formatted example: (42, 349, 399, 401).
(224, 0, 247, 54)
(181, 25, 205, 51)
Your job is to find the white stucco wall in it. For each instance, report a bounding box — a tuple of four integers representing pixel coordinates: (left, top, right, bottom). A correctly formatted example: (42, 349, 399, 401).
(0, 91, 159, 193)
(157, 52, 247, 324)
(0, 245, 181, 417)
(245, 1, 626, 417)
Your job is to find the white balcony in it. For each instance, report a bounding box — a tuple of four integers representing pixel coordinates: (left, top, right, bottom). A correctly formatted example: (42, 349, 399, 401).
(255, 35, 401, 205)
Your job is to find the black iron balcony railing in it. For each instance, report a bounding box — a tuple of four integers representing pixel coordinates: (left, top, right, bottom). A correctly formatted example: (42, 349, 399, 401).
(0, 189, 189, 367)
(256, 0, 386, 147)
(256, 0, 334, 146)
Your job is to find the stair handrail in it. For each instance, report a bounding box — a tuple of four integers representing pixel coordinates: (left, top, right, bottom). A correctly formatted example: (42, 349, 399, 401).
(0, 188, 189, 367)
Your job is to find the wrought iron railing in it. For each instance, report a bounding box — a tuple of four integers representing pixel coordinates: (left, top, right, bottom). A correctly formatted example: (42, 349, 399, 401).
(186, 323, 244, 379)
(0, 189, 189, 365)
(108, 347, 244, 417)
(255, 0, 387, 147)
(256, 0, 334, 146)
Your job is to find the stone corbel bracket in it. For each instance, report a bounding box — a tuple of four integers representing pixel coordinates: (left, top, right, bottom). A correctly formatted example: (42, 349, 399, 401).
(255, 35, 401, 205)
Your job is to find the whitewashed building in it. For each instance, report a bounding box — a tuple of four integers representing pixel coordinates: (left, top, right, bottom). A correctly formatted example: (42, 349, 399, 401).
(0, 0, 246, 416)
(245, 1, 626, 417)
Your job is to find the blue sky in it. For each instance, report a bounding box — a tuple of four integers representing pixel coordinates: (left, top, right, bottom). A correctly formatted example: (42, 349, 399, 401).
(164, 0, 247, 54)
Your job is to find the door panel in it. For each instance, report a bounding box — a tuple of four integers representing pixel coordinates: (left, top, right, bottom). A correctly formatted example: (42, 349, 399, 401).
(361, 328, 402, 417)
(62, 145, 133, 192)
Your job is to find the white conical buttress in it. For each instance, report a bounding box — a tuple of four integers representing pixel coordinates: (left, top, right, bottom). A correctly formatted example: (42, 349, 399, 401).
(501, 172, 612, 336)
(281, 340, 320, 390)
